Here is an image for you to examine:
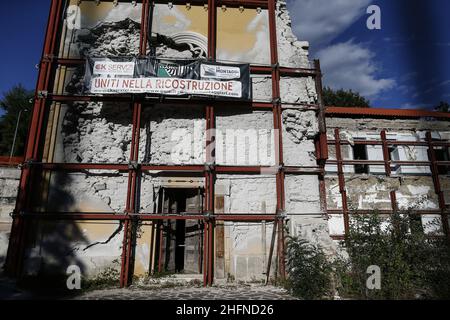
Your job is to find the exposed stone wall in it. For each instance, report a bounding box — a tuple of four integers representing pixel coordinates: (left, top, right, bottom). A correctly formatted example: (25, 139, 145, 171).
(276, 2, 336, 258)
(0, 167, 20, 268)
(326, 117, 450, 237)
(18, 1, 336, 281)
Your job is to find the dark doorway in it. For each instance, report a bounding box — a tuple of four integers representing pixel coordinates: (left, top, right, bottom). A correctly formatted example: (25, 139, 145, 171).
(435, 146, 449, 175)
(155, 188, 204, 274)
(353, 144, 369, 174)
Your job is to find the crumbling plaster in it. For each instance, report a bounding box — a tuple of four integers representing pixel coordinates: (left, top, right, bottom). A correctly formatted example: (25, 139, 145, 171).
(0, 167, 21, 268)
(324, 115, 448, 236)
(21, 0, 334, 280)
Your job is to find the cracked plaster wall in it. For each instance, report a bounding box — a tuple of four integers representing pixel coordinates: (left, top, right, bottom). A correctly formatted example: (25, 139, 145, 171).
(0, 167, 20, 268)
(326, 117, 450, 236)
(21, 1, 333, 280)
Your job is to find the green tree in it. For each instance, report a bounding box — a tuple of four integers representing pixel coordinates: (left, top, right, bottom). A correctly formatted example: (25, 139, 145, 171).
(434, 101, 449, 112)
(323, 87, 371, 108)
(0, 84, 34, 156)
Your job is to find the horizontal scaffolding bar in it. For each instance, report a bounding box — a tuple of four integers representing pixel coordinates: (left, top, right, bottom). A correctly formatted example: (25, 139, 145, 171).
(14, 212, 277, 222)
(0, 157, 24, 166)
(328, 140, 450, 147)
(326, 160, 450, 166)
(330, 234, 447, 240)
(29, 162, 325, 175)
(326, 106, 450, 119)
(55, 59, 316, 77)
(327, 209, 448, 215)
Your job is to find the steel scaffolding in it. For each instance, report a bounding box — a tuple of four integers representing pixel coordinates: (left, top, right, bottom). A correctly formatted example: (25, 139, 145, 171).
(4, 0, 329, 287)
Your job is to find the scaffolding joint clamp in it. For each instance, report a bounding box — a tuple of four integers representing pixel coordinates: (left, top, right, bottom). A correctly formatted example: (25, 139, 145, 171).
(203, 211, 214, 220)
(22, 159, 37, 168)
(10, 210, 25, 218)
(271, 63, 279, 70)
(42, 54, 56, 63)
(204, 163, 215, 172)
(128, 161, 139, 170)
(272, 97, 281, 105)
(37, 91, 48, 99)
(276, 209, 287, 219)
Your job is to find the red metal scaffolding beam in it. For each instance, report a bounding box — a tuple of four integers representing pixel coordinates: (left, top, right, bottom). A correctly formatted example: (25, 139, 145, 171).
(426, 132, 450, 239)
(5, 0, 330, 287)
(326, 106, 450, 119)
(120, 0, 148, 287)
(5, 0, 63, 277)
(326, 128, 449, 239)
(267, 0, 286, 281)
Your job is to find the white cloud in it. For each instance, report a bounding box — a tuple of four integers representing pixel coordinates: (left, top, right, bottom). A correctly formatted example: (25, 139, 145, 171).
(287, 0, 372, 49)
(400, 102, 433, 110)
(317, 40, 395, 97)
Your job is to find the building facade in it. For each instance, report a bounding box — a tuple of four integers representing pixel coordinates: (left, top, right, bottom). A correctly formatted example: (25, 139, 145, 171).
(1, 0, 449, 287)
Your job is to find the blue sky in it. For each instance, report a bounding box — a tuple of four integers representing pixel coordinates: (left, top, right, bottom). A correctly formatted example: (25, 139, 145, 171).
(287, 0, 450, 109)
(0, 0, 449, 115)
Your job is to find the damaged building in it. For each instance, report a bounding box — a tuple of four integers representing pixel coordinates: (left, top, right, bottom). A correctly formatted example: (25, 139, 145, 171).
(1, 0, 449, 288)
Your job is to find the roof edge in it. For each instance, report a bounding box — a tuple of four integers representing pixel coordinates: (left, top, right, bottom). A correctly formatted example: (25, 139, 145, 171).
(325, 106, 450, 119)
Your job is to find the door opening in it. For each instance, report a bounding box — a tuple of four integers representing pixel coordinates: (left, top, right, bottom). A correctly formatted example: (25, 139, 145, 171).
(153, 187, 204, 274)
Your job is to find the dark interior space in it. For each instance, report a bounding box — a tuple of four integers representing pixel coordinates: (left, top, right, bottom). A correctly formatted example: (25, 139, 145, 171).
(155, 188, 204, 274)
(353, 144, 369, 174)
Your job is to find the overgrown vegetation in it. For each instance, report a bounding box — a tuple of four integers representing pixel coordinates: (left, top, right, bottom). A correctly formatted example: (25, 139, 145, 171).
(82, 261, 121, 291)
(336, 212, 450, 299)
(0, 84, 33, 156)
(323, 87, 371, 108)
(285, 210, 450, 300)
(285, 237, 333, 299)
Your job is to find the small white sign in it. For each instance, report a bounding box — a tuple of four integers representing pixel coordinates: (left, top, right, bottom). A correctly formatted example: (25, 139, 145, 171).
(201, 64, 241, 80)
(93, 61, 135, 77)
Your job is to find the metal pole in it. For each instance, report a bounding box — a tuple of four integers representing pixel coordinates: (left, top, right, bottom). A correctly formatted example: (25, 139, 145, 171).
(9, 109, 28, 161)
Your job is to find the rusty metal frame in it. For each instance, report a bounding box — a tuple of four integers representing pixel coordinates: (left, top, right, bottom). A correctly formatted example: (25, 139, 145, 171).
(326, 106, 450, 119)
(5, 0, 64, 276)
(326, 127, 449, 239)
(5, 0, 331, 287)
(0, 157, 24, 166)
(8, 0, 448, 288)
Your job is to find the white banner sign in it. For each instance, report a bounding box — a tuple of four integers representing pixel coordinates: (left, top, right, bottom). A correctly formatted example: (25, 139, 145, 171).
(90, 77, 242, 98)
(200, 64, 241, 80)
(93, 61, 135, 76)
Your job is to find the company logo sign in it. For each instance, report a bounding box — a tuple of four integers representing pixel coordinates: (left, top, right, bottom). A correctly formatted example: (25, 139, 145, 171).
(157, 63, 197, 78)
(201, 64, 241, 80)
(93, 61, 135, 77)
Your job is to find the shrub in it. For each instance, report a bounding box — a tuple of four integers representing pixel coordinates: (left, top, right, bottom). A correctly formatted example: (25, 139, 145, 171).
(285, 236, 333, 299)
(82, 261, 121, 291)
(335, 211, 450, 299)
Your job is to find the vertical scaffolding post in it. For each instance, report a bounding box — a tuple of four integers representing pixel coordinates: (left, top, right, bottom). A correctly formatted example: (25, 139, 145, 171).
(314, 60, 329, 216)
(203, 0, 217, 286)
(267, 0, 286, 280)
(381, 130, 398, 218)
(426, 132, 449, 239)
(381, 130, 392, 176)
(334, 128, 350, 234)
(5, 0, 63, 277)
(120, 0, 147, 287)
